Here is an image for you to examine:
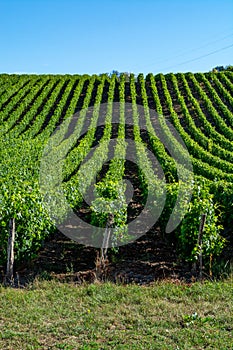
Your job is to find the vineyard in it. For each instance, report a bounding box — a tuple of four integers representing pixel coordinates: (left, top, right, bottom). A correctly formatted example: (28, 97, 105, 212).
(1, 71, 233, 278)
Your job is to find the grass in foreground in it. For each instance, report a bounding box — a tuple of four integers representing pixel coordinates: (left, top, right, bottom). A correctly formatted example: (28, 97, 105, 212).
(0, 278, 233, 349)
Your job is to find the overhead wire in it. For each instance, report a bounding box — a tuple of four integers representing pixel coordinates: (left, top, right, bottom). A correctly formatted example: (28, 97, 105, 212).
(135, 31, 233, 72)
(157, 42, 233, 72)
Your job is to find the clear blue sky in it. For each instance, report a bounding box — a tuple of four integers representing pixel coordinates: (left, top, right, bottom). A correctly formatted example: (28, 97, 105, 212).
(0, 0, 232, 75)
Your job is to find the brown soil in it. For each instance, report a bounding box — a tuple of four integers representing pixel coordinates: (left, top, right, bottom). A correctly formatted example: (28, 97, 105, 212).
(2, 226, 232, 287)
(1, 228, 196, 288)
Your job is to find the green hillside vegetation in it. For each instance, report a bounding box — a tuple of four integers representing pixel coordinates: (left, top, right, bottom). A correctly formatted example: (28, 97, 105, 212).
(0, 71, 233, 273)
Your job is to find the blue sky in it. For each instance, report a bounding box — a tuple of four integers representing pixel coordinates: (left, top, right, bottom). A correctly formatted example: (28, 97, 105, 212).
(0, 0, 232, 75)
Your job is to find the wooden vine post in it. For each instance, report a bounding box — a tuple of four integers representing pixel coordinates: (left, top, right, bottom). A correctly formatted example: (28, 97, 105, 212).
(197, 214, 206, 281)
(101, 213, 114, 262)
(96, 213, 114, 281)
(6, 218, 15, 283)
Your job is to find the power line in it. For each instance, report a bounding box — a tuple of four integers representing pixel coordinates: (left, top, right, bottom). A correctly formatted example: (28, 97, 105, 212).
(135, 32, 233, 71)
(157, 43, 233, 72)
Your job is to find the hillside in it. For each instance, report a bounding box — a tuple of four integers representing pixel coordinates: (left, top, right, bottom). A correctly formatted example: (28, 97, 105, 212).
(0, 71, 233, 281)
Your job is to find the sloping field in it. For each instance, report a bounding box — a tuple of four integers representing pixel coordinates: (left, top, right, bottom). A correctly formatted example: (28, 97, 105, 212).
(0, 71, 233, 273)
